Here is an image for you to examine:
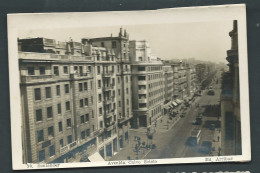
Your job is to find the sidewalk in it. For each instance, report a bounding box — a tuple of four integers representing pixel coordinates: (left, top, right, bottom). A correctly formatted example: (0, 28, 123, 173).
(211, 126, 222, 156)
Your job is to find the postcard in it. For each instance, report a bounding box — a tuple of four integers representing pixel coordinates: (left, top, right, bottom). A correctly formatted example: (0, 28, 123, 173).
(7, 4, 250, 170)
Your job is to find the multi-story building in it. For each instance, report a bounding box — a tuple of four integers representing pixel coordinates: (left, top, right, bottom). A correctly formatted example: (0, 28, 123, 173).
(163, 65, 174, 103)
(19, 38, 99, 163)
(129, 40, 164, 128)
(19, 28, 133, 164)
(195, 63, 207, 83)
(220, 20, 241, 155)
(83, 28, 132, 150)
(186, 64, 197, 98)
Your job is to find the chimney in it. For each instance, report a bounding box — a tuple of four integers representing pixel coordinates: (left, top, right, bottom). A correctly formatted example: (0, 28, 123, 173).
(124, 29, 127, 37)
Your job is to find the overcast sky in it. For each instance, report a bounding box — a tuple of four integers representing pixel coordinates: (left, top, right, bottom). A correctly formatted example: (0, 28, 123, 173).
(19, 21, 233, 63)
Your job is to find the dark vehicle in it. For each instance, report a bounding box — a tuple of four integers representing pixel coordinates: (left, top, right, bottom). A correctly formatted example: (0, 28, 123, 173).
(199, 141, 212, 154)
(207, 90, 215, 95)
(195, 93, 202, 96)
(192, 116, 202, 125)
(180, 114, 185, 118)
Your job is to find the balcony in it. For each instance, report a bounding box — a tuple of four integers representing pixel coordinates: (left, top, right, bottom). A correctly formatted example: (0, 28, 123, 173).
(102, 71, 114, 77)
(118, 116, 132, 124)
(138, 98, 147, 103)
(138, 90, 147, 94)
(70, 73, 93, 79)
(138, 80, 147, 85)
(105, 121, 116, 131)
(21, 75, 53, 83)
(103, 98, 112, 105)
(102, 85, 114, 91)
(104, 111, 114, 118)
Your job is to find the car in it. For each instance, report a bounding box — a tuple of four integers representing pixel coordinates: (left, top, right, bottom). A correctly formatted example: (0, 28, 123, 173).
(207, 90, 215, 95)
(199, 141, 212, 154)
(192, 119, 202, 125)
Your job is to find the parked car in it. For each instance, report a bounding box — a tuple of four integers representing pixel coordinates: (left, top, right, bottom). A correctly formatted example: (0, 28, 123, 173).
(192, 118, 202, 125)
(207, 90, 215, 95)
(199, 141, 212, 154)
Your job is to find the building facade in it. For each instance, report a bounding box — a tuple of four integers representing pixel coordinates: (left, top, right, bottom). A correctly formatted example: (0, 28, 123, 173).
(19, 28, 133, 164)
(220, 20, 241, 155)
(129, 40, 164, 128)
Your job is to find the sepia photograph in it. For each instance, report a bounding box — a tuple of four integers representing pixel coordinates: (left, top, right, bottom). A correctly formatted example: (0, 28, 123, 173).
(7, 4, 250, 170)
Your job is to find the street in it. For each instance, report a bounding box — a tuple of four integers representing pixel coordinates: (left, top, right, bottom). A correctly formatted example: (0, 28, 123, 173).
(145, 73, 222, 159)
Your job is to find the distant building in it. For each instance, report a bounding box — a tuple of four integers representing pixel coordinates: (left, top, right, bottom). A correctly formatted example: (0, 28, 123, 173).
(129, 40, 164, 128)
(195, 63, 207, 83)
(220, 20, 241, 155)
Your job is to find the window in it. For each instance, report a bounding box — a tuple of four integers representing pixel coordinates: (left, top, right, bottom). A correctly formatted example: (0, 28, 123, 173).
(36, 109, 42, 122)
(57, 103, 61, 114)
(85, 98, 88, 106)
(99, 108, 102, 115)
(84, 82, 88, 91)
(45, 87, 51, 99)
(65, 84, 69, 94)
(56, 85, 60, 96)
(92, 125, 95, 132)
(28, 67, 35, 75)
(118, 77, 120, 84)
(81, 131, 86, 139)
(66, 101, 70, 111)
(112, 78, 115, 86)
(58, 122, 63, 132)
(48, 126, 54, 138)
(118, 89, 121, 96)
(126, 88, 128, 94)
(80, 115, 84, 124)
(117, 65, 120, 72)
(67, 118, 71, 127)
(90, 81, 93, 89)
(34, 88, 41, 101)
(86, 129, 90, 137)
(91, 96, 93, 104)
(112, 41, 116, 48)
(63, 66, 68, 74)
(138, 57, 143, 61)
(127, 99, 129, 105)
(98, 94, 102, 102)
(98, 80, 101, 88)
(38, 149, 45, 162)
(100, 121, 103, 128)
(39, 66, 45, 75)
(79, 83, 83, 92)
(47, 106, 53, 118)
(118, 101, 121, 107)
(97, 66, 100, 74)
(101, 42, 105, 47)
(92, 110, 94, 118)
(37, 130, 44, 143)
(59, 139, 64, 147)
(53, 66, 59, 76)
(80, 99, 84, 107)
(88, 66, 91, 73)
(112, 66, 114, 72)
(49, 145, 55, 157)
(126, 76, 128, 82)
(85, 114, 89, 122)
(67, 135, 72, 144)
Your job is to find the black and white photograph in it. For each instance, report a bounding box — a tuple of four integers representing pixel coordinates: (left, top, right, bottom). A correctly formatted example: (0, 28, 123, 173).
(7, 4, 250, 170)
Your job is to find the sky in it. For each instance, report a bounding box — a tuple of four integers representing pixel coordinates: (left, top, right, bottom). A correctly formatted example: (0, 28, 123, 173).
(18, 21, 233, 63)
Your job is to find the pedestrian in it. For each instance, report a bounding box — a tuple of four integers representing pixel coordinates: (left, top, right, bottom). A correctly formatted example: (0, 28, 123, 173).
(217, 136, 220, 142)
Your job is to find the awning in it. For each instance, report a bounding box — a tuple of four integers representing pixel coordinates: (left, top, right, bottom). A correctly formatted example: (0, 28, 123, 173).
(172, 101, 178, 107)
(88, 152, 105, 162)
(176, 99, 183, 104)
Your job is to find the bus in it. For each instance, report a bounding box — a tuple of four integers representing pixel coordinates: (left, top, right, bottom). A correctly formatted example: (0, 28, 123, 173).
(190, 128, 201, 145)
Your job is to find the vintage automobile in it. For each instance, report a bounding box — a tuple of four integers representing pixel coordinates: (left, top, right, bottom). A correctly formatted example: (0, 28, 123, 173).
(199, 141, 212, 154)
(207, 90, 215, 95)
